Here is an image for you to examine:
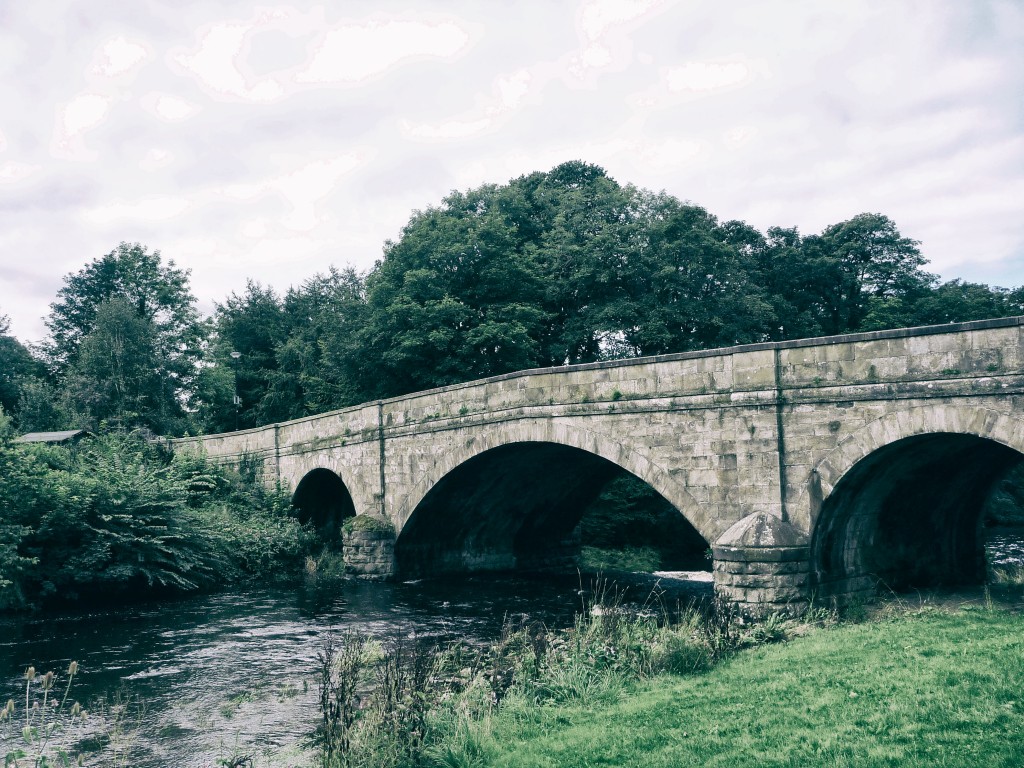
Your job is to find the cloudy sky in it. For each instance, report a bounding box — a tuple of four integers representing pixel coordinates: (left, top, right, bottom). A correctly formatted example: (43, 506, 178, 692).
(1, 0, 1022, 343)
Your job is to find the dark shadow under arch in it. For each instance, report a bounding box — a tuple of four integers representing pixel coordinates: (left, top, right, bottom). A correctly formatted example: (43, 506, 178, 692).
(394, 441, 707, 579)
(292, 468, 356, 544)
(812, 433, 1024, 600)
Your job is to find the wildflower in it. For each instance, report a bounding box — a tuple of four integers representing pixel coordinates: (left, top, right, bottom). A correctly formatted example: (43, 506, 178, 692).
(24, 666, 36, 681)
(41, 671, 55, 691)
(68, 661, 79, 676)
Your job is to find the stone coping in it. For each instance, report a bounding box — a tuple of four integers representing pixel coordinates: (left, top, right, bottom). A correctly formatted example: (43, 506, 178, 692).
(713, 545, 811, 563)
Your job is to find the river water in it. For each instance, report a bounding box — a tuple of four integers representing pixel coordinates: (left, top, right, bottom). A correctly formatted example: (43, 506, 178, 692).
(0, 571, 711, 767)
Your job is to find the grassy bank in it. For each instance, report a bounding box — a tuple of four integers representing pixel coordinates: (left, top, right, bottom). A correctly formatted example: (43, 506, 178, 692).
(481, 607, 1024, 768)
(316, 599, 1023, 768)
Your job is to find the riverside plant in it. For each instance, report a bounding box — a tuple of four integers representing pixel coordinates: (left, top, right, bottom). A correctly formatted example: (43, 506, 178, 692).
(0, 662, 86, 768)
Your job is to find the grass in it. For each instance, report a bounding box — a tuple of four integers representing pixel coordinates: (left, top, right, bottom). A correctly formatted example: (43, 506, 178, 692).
(578, 546, 662, 572)
(481, 607, 1024, 767)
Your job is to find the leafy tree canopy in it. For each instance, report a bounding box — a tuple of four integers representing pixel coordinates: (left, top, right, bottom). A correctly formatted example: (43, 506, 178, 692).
(42, 243, 204, 434)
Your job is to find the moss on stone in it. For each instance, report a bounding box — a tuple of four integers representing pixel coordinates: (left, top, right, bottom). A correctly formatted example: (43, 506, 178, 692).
(342, 515, 395, 535)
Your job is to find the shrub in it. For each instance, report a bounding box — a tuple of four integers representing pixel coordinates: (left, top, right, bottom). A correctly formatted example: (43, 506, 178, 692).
(0, 432, 315, 610)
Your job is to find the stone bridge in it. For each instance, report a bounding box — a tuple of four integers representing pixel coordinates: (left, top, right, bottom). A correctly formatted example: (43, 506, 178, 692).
(175, 317, 1024, 612)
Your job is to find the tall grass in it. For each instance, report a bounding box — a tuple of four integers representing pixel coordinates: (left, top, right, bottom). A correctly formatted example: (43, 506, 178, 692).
(315, 581, 834, 767)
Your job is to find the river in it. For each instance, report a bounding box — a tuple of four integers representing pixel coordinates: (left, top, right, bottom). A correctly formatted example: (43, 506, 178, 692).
(4, 527, 1023, 768)
(0, 571, 711, 767)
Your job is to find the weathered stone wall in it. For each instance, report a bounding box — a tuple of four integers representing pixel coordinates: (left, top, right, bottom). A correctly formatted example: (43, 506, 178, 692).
(173, 316, 1024, 609)
(342, 524, 396, 580)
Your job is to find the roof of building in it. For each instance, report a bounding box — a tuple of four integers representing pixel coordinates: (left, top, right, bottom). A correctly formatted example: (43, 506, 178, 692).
(14, 429, 93, 444)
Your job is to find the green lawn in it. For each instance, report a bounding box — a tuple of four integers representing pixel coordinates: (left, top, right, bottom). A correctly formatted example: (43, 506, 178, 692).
(485, 608, 1024, 767)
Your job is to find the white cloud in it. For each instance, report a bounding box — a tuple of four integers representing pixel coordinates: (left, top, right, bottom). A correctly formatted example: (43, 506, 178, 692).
(59, 93, 112, 137)
(724, 126, 758, 147)
(92, 36, 150, 77)
(402, 117, 493, 140)
(139, 148, 174, 171)
(172, 22, 286, 102)
(216, 153, 368, 231)
(275, 155, 366, 231)
(2, 0, 1024, 344)
(51, 93, 114, 158)
(578, 0, 664, 42)
(664, 61, 752, 93)
(240, 219, 268, 239)
(82, 196, 192, 226)
(297, 19, 471, 84)
(402, 68, 533, 141)
(0, 129, 6, 152)
(635, 138, 702, 169)
(571, 0, 666, 76)
(143, 93, 201, 122)
(495, 70, 532, 110)
(0, 161, 39, 183)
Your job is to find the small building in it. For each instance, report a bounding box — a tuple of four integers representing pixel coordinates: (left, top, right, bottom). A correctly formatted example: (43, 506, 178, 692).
(14, 429, 93, 445)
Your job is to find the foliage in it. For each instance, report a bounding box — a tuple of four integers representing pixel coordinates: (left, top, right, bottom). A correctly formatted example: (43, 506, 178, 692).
(341, 515, 395, 535)
(61, 297, 165, 433)
(0, 433, 313, 611)
(0, 313, 44, 420)
(41, 243, 205, 435)
(986, 463, 1024, 526)
(316, 602, 1023, 768)
(203, 269, 368, 433)
(578, 546, 662, 573)
(578, 474, 709, 570)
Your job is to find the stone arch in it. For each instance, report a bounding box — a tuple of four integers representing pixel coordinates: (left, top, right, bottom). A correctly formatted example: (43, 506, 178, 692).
(391, 418, 713, 543)
(811, 404, 1024, 517)
(292, 467, 357, 543)
(809, 404, 1024, 600)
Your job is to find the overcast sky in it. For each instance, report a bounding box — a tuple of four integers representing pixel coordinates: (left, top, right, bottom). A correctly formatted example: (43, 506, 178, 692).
(1, 0, 1022, 343)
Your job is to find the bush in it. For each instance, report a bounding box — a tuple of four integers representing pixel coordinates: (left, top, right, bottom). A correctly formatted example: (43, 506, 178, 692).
(0, 433, 315, 610)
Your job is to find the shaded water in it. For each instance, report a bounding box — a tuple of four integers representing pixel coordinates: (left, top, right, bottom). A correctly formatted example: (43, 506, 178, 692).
(0, 572, 709, 767)
(986, 527, 1024, 568)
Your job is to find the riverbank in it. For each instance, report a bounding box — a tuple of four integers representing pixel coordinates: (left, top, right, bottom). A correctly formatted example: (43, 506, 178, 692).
(474, 604, 1024, 768)
(308, 587, 1023, 768)
(3, 582, 1022, 767)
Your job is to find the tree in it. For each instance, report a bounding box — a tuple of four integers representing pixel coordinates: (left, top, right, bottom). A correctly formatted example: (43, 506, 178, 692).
(271, 267, 367, 417)
(43, 243, 205, 434)
(0, 312, 45, 419)
(62, 297, 163, 431)
(625, 196, 774, 355)
(347, 183, 548, 399)
(805, 213, 934, 334)
(207, 281, 287, 431)
(202, 269, 370, 432)
(900, 280, 1024, 327)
